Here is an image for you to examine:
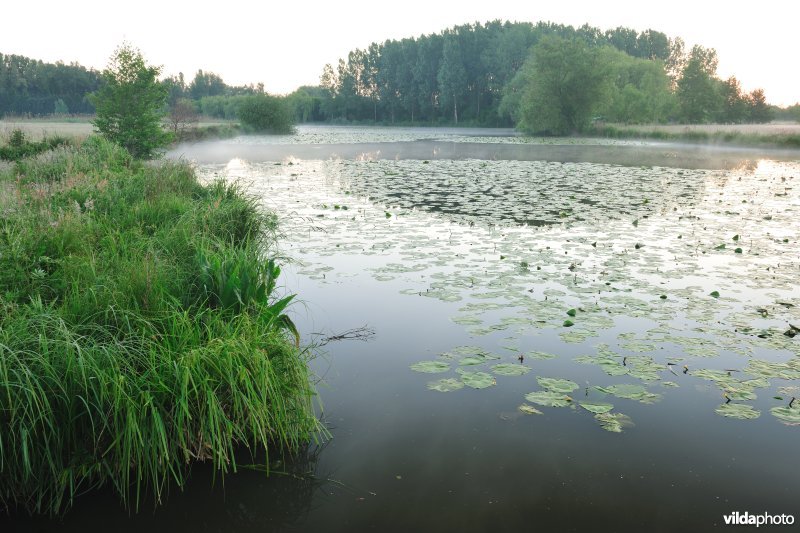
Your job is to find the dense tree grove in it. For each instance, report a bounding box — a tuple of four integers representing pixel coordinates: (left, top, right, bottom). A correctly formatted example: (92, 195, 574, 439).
(1, 19, 786, 131)
(311, 20, 776, 130)
(0, 53, 100, 115)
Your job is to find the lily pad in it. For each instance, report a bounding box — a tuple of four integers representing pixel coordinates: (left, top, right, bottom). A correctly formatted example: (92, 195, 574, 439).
(536, 376, 580, 394)
(518, 404, 543, 415)
(410, 361, 450, 374)
(524, 391, 573, 407)
(770, 405, 800, 425)
(458, 370, 496, 389)
(594, 412, 634, 433)
(459, 355, 496, 366)
(594, 383, 662, 404)
(715, 403, 760, 420)
(580, 401, 615, 414)
(427, 378, 465, 392)
(491, 363, 532, 376)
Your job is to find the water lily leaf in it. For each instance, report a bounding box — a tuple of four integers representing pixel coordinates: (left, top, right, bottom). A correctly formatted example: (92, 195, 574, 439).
(524, 391, 572, 407)
(770, 405, 800, 425)
(594, 412, 634, 433)
(580, 401, 614, 414)
(715, 403, 760, 420)
(724, 388, 757, 401)
(427, 378, 464, 392)
(491, 363, 531, 376)
(518, 404, 543, 415)
(710, 290, 720, 298)
(459, 356, 491, 366)
(594, 384, 662, 404)
(410, 361, 450, 374)
(536, 376, 580, 394)
(525, 350, 557, 360)
(458, 370, 496, 389)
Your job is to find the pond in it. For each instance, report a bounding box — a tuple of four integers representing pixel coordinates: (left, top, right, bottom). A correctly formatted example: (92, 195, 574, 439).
(8, 126, 800, 532)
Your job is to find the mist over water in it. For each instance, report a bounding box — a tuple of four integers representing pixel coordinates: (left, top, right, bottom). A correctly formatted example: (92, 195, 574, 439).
(168, 125, 800, 170)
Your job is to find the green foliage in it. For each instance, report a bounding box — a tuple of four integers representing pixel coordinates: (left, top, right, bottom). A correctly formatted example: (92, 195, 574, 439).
(0, 52, 100, 116)
(90, 43, 171, 159)
(237, 94, 294, 134)
(676, 45, 720, 123)
(0, 137, 320, 514)
(509, 36, 613, 135)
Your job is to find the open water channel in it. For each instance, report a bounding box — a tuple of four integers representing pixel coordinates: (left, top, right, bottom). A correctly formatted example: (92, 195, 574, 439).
(8, 126, 800, 532)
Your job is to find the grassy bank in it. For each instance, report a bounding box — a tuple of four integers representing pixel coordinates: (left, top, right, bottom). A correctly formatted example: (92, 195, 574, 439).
(0, 137, 321, 514)
(592, 123, 800, 149)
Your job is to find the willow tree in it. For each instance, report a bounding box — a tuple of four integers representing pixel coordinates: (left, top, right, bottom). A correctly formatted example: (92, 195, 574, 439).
(508, 36, 612, 135)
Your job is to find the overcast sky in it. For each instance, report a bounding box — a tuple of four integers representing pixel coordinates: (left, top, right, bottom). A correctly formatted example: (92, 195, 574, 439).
(2, 0, 797, 106)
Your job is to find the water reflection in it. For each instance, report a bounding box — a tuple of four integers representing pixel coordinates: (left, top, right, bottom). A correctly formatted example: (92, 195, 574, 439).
(0, 444, 328, 532)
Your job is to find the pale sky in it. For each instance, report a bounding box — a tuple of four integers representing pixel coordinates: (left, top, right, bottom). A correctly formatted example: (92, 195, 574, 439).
(2, 0, 797, 106)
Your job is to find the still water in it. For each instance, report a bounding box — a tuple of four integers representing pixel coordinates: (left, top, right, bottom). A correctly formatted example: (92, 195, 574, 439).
(6, 126, 799, 532)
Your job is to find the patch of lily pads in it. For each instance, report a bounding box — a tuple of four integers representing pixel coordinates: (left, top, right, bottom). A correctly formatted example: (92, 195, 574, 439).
(206, 149, 800, 435)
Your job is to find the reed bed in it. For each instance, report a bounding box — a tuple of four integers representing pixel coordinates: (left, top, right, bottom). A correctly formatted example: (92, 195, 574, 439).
(0, 136, 321, 514)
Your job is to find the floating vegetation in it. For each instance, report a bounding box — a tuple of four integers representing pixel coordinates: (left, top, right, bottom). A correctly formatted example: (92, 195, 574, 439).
(594, 384, 662, 404)
(715, 403, 761, 420)
(492, 363, 532, 376)
(410, 361, 451, 374)
(457, 370, 496, 389)
(524, 391, 573, 407)
(536, 377, 580, 394)
(594, 412, 634, 433)
(203, 149, 800, 435)
(518, 404, 543, 415)
(427, 378, 465, 392)
(579, 401, 615, 414)
(770, 405, 800, 425)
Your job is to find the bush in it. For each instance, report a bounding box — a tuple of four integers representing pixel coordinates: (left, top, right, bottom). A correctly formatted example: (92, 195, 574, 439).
(237, 95, 294, 134)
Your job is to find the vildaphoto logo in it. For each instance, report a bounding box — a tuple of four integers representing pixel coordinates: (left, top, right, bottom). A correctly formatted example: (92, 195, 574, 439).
(723, 512, 795, 527)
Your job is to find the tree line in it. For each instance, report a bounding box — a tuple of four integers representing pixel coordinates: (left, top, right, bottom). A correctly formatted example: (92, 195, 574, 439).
(2, 20, 791, 131)
(309, 20, 777, 130)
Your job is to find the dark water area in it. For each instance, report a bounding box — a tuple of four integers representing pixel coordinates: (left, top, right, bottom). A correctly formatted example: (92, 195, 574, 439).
(4, 127, 799, 532)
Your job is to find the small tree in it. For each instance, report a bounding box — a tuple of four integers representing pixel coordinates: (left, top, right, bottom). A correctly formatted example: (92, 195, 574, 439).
(167, 98, 199, 137)
(91, 43, 170, 158)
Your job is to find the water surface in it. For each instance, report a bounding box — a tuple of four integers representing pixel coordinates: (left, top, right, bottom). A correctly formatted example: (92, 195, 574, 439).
(6, 127, 800, 532)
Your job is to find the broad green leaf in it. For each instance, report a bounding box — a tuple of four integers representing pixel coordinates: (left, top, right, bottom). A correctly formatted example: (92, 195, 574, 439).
(524, 391, 572, 407)
(427, 378, 464, 392)
(458, 370, 496, 389)
(594, 383, 661, 404)
(715, 403, 760, 420)
(518, 404, 543, 415)
(580, 401, 614, 414)
(491, 363, 531, 376)
(410, 361, 450, 374)
(770, 405, 800, 425)
(594, 412, 634, 433)
(536, 376, 579, 394)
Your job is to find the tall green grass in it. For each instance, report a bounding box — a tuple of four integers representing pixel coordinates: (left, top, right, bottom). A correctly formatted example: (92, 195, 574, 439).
(0, 136, 322, 514)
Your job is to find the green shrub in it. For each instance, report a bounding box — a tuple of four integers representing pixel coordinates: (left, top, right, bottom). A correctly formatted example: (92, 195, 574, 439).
(237, 94, 294, 134)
